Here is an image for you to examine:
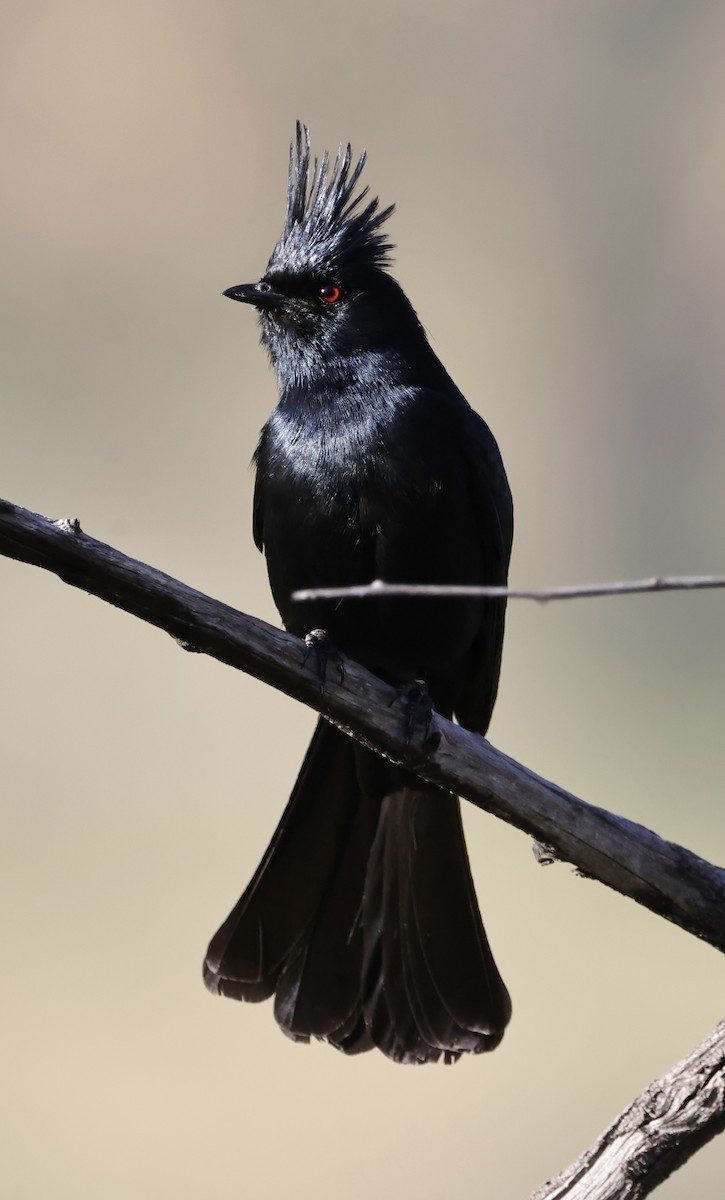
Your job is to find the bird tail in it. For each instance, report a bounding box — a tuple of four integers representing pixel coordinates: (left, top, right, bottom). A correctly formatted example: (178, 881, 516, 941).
(203, 718, 511, 1063)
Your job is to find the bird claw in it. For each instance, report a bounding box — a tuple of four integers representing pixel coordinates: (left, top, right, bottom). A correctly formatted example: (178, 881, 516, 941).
(303, 629, 345, 695)
(394, 679, 441, 765)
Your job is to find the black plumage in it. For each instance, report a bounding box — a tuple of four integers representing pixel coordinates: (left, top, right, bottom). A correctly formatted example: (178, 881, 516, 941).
(204, 124, 514, 1063)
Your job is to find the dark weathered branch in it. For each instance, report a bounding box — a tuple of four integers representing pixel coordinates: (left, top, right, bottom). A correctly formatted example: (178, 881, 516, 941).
(1, 496, 724, 955)
(530, 1020, 725, 1199)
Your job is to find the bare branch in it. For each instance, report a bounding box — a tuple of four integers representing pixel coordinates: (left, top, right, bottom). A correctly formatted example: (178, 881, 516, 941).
(1, 496, 725, 954)
(293, 574, 725, 603)
(530, 1020, 725, 1199)
(3, 495, 725, 1193)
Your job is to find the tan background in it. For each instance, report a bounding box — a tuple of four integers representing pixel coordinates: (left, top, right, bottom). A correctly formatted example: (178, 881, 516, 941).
(2, 2, 724, 1197)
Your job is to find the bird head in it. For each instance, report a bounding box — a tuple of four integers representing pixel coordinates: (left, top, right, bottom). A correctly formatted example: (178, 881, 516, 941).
(224, 124, 427, 383)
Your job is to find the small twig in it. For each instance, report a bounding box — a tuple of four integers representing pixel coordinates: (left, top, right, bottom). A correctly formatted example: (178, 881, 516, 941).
(530, 1020, 725, 1199)
(292, 574, 725, 603)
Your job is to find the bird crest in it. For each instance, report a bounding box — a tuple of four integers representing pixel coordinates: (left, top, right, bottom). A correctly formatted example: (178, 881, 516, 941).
(266, 123, 395, 277)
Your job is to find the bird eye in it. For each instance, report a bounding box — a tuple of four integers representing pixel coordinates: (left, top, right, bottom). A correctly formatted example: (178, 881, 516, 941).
(256, 280, 273, 293)
(320, 283, 341, 304)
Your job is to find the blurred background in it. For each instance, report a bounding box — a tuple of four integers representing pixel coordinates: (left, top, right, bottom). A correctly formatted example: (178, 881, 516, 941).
(2, 2, 724, 1196)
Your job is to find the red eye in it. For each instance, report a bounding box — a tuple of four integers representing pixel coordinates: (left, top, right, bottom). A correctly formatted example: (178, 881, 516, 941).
(320, 283, 341, 304)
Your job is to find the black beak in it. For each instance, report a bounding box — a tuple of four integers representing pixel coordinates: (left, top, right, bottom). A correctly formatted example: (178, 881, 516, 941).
(223, 281, 283, 308)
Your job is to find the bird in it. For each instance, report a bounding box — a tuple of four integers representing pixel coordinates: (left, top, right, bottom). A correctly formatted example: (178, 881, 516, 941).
(203, 124, 514, 1064)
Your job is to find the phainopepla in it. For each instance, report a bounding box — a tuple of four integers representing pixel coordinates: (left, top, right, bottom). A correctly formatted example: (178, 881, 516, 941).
(204, 124, 514, 1064)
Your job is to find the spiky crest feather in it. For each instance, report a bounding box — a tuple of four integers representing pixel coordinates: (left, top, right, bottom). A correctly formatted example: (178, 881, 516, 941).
(266, 123, 395, 277)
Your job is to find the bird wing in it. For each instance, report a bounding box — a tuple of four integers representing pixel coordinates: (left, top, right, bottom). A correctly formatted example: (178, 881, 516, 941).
(252, 465, 266, 553)
(453, 407, 513, 734)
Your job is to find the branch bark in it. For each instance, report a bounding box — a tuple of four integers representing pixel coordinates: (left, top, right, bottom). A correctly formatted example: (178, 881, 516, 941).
(1, 496, 724, 953)
(1, 495, 724, 1195)
(530, 1020, 725, 1199)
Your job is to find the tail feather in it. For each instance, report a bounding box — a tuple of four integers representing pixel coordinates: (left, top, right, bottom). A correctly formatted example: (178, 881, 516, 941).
(406, 791, 511, 1037)
(362, 795, 426, 1062)
(274, 778, 378, 1047)
(362, 789, 509, 1062)
(204, 718, 511, 1062)
(203, 719, 358, 1001)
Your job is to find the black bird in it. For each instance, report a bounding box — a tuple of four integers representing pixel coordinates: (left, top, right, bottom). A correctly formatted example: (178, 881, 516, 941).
(204, 125, 514, 1064)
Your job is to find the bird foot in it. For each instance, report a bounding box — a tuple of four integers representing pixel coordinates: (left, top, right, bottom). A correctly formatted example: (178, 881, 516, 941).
(394, 679, 441, 765)
(303, 628, 345, 695)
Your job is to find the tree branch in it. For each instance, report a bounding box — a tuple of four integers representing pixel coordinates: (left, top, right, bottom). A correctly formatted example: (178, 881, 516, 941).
(1, 496, 724, 955)
(2, 495, 724, 1194)
(529, 1020, 725, 1199)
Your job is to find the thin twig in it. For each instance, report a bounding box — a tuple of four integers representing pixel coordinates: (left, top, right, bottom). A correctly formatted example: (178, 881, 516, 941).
(292, 574, 725, 603)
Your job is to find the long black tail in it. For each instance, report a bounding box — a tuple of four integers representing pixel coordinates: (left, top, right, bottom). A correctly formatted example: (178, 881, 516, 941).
(204, 719, 510, 1064)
